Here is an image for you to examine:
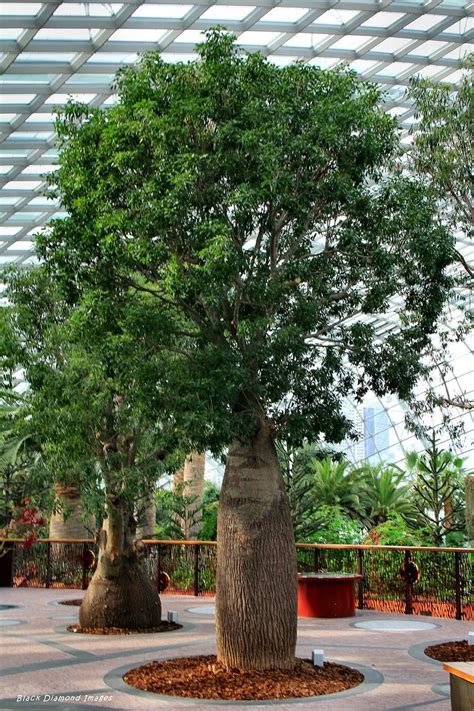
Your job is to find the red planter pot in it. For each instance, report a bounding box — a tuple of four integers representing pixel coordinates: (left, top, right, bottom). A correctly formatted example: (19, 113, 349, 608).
(297, 573, 363, 618)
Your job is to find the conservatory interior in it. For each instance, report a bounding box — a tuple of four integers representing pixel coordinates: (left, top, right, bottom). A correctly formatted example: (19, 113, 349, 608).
(0, 1, 473, 710)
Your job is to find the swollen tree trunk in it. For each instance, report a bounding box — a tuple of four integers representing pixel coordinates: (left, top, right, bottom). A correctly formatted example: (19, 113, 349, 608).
(49, 482, 91, 539)
(216, 424, 297, 670)
(183, 452, 205, 539)
(136, 492, 156, 539)
(79, 498, 161, 629)
(172, 452, 206, 539)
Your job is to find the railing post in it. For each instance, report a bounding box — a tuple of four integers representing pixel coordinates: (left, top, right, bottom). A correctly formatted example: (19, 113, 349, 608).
(157, 544, 162, 590)
(454, 552, 462, 621)
(45, 541, 51, 588)
(313, 546, 321, 573)
(357, 548, 364, 610)
(193, 544, 200, 597)
(404, 549, 413, 615)
(0, 541, 14, 587)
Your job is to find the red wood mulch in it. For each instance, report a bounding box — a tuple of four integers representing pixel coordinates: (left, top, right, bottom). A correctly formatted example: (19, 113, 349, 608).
(424, 641, 474, 662)
(123, 655, 364, 700)
(67, 621, 181, 635)
(58, 599, 82, 606)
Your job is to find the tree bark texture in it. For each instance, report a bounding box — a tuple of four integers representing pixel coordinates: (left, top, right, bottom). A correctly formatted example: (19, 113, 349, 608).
(49, 482, 92, 539)
(216, 424, 297, 670)
(183, 452, 205, 539)
(79, 502, 161, 629)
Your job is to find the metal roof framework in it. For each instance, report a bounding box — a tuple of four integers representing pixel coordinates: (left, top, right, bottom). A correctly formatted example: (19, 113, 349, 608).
(0, 1, 472, 267)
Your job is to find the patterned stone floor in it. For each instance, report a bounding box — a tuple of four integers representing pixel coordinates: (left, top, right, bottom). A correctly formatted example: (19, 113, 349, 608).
(1, 588, 472, 710)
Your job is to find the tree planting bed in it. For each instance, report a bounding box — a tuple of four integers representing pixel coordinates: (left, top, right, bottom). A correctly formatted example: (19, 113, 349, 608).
(67, 621, 181, 635)
(58, 599, 82, 606)
(123, 655, 364, 700)
(424, 641, 474, 662)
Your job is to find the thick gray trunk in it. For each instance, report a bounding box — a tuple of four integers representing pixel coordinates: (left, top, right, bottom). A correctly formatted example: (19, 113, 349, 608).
(173, 452, 205, 539)
(216, 424, 297, 670)
(79, 503, 161, 629)
(49, 482, 91, 539)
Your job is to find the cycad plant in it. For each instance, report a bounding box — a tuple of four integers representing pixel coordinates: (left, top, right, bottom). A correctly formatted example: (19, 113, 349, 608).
(310, 456, 365, 521)
(357, 463, 417, 528)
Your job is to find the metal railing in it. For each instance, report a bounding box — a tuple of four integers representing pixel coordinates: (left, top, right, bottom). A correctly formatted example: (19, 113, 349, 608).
(1, 538, 472, 621)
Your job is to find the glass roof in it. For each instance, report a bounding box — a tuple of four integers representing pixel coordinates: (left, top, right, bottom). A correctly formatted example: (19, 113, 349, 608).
(0, 1, 472, 268)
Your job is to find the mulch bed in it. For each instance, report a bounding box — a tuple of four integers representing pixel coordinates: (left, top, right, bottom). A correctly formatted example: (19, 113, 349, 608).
(67, 621, 182, 635)
(424, 641, 474, 662)
(123, 655, 364, 700)
(58, 599, 83, 606)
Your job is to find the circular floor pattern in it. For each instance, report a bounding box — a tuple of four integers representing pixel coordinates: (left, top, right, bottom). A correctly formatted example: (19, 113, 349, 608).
(432, 682, 450, 698)
(353, 620, 437, 632)
(186, 605, 215, 616)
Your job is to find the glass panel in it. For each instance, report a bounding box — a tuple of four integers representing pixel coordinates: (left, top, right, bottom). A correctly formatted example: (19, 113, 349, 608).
(45, 93, 96, 105)
(261, 8, 309, 23)
(378, 62, 415, 76)
(330, 35, 372, 51)
(0, 28, 24, 40)
(314, 10, 361, 25)
(1, 3, 42, 15)
(361, 13, 406, 29)
(404, 15, 448, 31)
(200, 5, 255, 21)
(238, 31, 282, 44)
(53, 3, 123, 16)
(34, 28, 102, 41)
(16, 53, 78, 63)
(8, 240, 36, 250)
(132, 4, 193, 19)
(108, 29, 168, 42)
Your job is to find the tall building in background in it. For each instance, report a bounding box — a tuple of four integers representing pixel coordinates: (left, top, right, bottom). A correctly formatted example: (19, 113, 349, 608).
(364, 406, 391, 463)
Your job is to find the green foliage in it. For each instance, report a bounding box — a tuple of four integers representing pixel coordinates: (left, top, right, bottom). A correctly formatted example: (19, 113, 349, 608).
(311, 457, 365, 520)
(200, 481, 220, 541)
(308, 505, 364, 544)
(154, 488, 183, 539)
(409, 56, 473, 241)
(0, 397, 48, 530)
(1, 267, 184, 529)
(364, 512, 428, 546)
(356, 463, 417, 528)
(405, 56, 473, 420)
(37, 30, 454, 455)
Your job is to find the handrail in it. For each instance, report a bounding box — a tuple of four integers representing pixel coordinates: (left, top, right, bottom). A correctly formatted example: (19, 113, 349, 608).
(1, 537, 473, 553)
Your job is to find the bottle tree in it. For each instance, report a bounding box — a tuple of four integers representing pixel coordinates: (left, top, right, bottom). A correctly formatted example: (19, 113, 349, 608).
(38, 31, 454, 668)
(3, 268, 182, 629)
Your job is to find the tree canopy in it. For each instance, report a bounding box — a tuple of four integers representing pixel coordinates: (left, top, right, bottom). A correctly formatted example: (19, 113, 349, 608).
(37, 29, 454, 454)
